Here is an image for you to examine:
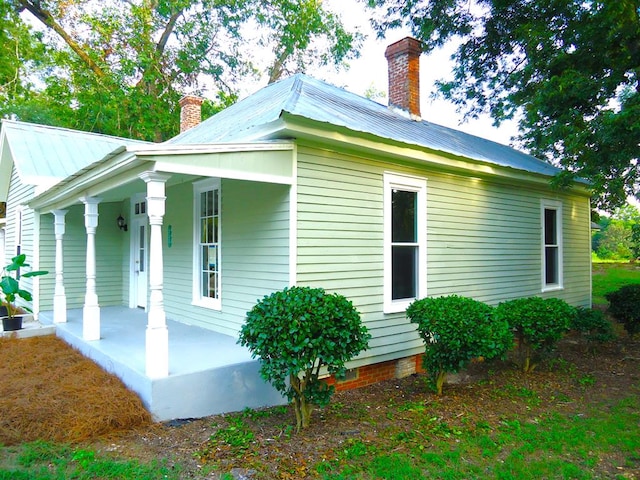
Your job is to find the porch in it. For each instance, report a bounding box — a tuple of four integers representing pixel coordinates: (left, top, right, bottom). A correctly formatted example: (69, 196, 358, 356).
(39, 307, 286, 421)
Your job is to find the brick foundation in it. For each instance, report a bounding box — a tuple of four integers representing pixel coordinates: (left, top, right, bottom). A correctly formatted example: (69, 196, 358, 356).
(325, 354, 424, 391)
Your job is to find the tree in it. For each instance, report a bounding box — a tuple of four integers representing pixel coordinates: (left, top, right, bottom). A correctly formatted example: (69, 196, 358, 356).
(593, 203, 640, 260)
(366, 0, 640, 211)
(238, 286, 371, 431)
(2, 0, 360, 141)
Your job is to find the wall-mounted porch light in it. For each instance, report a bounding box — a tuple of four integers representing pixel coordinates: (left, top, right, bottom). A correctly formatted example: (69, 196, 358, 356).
(117, 214, 128, 232)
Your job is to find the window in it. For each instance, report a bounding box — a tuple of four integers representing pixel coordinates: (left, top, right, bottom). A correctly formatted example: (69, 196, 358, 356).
(384, 173, 427, 313)
(541, 200, 563, 291)
(193, 179, 221, 309)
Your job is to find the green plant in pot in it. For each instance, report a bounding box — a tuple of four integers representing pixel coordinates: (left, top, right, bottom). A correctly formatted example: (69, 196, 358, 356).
(1, 254, 48, 331)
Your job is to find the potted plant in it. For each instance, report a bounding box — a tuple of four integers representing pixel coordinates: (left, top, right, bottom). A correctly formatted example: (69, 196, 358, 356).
(0, 254, 48, 331)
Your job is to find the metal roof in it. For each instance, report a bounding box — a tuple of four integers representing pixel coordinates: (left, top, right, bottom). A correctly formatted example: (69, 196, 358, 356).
(0, 119, 150, 184)
(170, 74, 562, 178)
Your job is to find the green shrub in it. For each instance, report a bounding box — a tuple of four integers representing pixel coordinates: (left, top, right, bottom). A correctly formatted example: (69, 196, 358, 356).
(406, 295, 513, 395)
(606, 284, 640, 336)
(494, 297, 576, 372)
(571, 307, 616, 343)
(238, 286, 371, 431)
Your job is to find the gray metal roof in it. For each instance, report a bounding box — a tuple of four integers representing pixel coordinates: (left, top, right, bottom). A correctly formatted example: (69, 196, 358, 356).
(170, 74, 561, 178)
(0, 120, 150, 183)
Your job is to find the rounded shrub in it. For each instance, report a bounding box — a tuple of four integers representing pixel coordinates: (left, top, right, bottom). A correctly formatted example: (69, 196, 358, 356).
(406, 295, 513, 395)
(238, 286, 371, 431)
(571, 307, 615, 343)
(493, 297, 576, 372)
(606, 284, 640, 336)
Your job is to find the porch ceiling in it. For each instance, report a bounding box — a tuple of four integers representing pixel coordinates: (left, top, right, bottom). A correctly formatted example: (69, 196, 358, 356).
(29, 141, 295, 212)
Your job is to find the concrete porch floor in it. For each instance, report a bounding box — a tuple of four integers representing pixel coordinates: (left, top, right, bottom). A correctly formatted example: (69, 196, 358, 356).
(39, 307, 285, 421)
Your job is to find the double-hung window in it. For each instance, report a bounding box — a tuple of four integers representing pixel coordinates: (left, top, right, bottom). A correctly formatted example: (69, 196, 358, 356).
(193, 179, 221, 309)
(384, 173, 427, 313)
(541, 200, 563, 291)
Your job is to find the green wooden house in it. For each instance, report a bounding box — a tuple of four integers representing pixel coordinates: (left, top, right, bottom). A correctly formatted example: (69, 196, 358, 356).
(0, 38, 592, 420)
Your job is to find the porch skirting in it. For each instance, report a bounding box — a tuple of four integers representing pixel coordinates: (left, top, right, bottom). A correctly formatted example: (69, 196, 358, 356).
(40, 307, 286, 421)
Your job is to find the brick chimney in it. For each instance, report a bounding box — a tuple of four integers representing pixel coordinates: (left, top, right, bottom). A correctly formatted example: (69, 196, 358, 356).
(384, 37, 422, 119)
(179, 95, 204, 132)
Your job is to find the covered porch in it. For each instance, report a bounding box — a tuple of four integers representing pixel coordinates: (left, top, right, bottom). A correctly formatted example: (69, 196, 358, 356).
(40, 306, 285, 421)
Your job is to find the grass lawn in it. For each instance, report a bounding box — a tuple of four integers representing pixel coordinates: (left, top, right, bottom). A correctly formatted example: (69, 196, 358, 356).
(592, 262, 640, 305)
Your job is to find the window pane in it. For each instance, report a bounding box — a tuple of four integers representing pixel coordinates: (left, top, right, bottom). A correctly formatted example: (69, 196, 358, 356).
(545, 246, 558, 284)
(202, 245, 208, 270)
(214, 189, 219, 216)
(212, 247, 218, 271)
(207, 190, 214, 216)
(206, 217, 213, 243)
(544, 209, 557, 245)
(138, 225, 145, 272)
(392, 190, 417, 242)
(202, 273, 208, 297)
(392, 245, 417, 300)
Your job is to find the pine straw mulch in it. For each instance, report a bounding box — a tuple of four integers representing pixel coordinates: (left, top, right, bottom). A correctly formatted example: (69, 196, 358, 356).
(1, 329, 639, 479)
(0, 335, 152, 446)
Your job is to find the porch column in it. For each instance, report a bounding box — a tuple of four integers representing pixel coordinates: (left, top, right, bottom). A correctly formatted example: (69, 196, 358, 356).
(52, 210, 68, 324)
(140, 172, 171, 378)
(81, 197, 101, 340)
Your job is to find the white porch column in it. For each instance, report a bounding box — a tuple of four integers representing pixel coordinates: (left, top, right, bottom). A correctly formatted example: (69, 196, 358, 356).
(140, 172, 171, 378)
(52, 210, 68, 324)
(81, 197, 101, 340)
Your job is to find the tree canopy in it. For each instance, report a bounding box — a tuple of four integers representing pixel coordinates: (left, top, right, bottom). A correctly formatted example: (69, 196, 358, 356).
(367, 0, 640, 211)
(1, 0, 360, 141)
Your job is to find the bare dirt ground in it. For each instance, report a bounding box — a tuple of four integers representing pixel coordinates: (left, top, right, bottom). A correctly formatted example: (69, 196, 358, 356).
(1, 324, 639, 479)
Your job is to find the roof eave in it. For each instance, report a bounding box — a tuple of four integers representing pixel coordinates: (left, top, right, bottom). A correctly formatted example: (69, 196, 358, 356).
(277, 112, 591, 195)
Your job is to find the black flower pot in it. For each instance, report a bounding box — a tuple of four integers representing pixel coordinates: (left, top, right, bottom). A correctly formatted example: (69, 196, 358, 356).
(2, 315, 23, 331)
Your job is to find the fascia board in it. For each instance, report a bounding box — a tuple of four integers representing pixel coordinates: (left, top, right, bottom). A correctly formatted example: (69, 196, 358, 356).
(130, 140, 294, 156)
(0, 129, 13, 202)
(278, 113, 592, 197)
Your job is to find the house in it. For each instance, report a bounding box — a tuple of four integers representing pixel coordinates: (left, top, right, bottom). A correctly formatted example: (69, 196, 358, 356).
(0, 37, 592, 420)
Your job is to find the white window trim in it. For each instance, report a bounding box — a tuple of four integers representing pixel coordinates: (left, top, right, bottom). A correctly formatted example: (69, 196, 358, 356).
(192, 178, 222, 311)
(383, 172, 427, 314)
(541, 199, 563, 292)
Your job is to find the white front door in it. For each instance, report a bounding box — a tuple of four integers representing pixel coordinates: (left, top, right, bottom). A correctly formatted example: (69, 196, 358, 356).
(131, 199, 148, 309)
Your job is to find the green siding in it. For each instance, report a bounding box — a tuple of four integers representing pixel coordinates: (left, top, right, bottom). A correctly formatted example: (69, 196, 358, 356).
(295, 144, 592, 368)
(163, 178, 290, 336)
(38, 202, 128, 311)
(5, 165, 36, 311)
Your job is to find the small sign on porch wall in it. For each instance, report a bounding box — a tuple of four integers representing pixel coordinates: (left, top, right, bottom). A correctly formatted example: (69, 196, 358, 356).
(167, 225, 173, 248)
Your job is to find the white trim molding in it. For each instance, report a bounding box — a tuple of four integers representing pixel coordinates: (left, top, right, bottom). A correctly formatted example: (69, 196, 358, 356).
(541, 199, 564, 292)
(192, 178, 222, 311)
(383, 172, 427, 314)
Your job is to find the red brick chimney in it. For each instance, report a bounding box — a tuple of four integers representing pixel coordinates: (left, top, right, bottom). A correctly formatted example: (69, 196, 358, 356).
(384, 37, 422, 119)
(179, 95, 204, 132)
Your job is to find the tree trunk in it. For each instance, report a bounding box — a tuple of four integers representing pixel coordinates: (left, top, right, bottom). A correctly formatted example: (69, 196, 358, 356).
(435, 371, 446, 395)
(290, 373, 313, 431)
